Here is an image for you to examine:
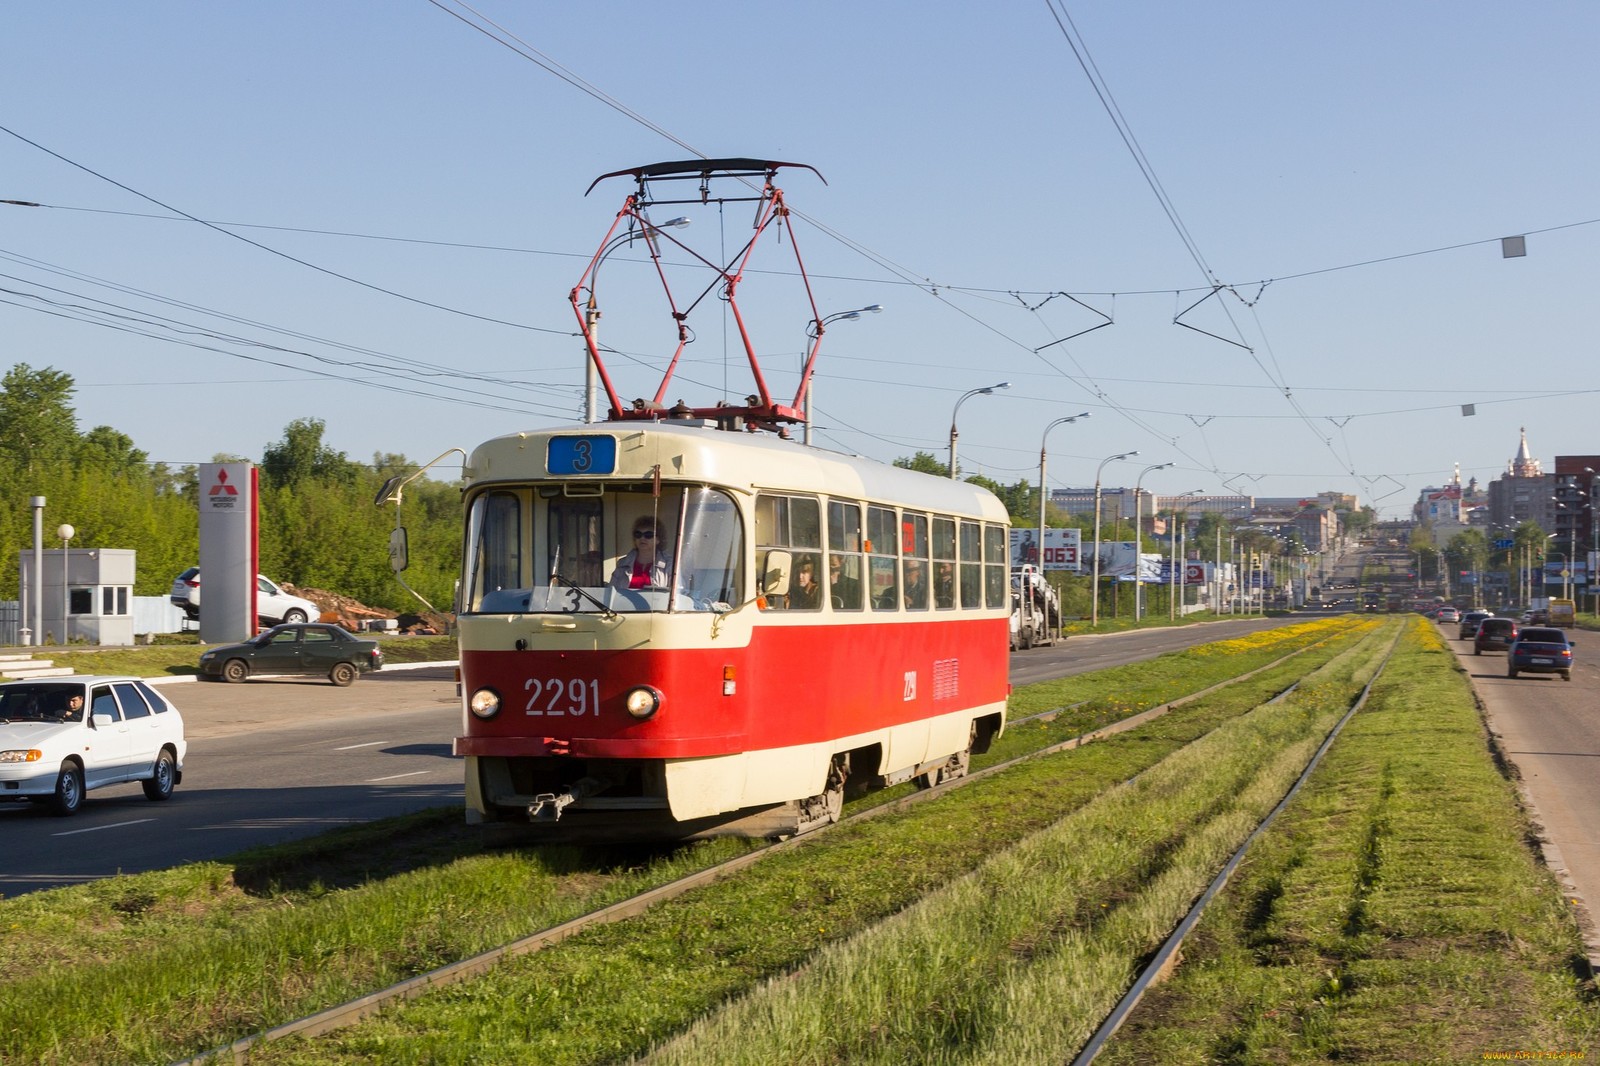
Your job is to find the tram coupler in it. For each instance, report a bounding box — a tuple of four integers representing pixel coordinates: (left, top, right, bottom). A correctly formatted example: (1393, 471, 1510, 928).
(528, 775, 609, 821)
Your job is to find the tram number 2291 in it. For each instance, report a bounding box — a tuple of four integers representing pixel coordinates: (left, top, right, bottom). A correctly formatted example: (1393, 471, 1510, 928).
(523, 677, 601, 717)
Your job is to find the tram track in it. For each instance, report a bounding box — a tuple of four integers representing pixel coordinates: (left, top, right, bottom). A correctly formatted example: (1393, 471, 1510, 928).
(178, 617, 1387, 1065)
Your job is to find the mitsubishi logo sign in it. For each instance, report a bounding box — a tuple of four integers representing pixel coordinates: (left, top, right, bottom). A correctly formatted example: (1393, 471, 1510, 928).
(206, 467, 240, 508)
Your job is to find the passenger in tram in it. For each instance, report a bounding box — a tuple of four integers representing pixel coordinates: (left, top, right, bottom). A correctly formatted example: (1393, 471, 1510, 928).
(610, 517, 670, 591)
(934, 560, 956, 608)
(790, 555, 822, 610)
(828, 554, 862, 610)
(903, 558, 930, 610)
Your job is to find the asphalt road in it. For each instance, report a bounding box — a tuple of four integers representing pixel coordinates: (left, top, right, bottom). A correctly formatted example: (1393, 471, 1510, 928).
(0, 665, 462, 896)
(1452, 622, 1600, 966)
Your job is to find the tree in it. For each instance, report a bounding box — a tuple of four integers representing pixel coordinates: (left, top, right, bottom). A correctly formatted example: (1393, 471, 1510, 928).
(893, 452, 949, 478)
(77, 425, 149, 473)
(261, 418, 361, 489)
(0, 363, 78, 472)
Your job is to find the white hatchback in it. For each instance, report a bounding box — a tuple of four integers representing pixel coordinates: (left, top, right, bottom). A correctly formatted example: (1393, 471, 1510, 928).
(0, 677, 187, 816)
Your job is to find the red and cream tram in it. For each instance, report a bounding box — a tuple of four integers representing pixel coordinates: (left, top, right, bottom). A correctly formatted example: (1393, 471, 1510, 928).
(454, 424, 1012, 838)
(448, 158, 1012, 839)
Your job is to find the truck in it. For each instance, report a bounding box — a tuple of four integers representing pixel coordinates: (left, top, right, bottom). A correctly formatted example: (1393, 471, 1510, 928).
(1010, 564, 1061, 650)
(1547, 598, 1576, 627)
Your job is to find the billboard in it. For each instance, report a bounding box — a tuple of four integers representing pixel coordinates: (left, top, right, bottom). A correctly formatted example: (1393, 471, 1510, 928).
(1011, 528, 1082, 571)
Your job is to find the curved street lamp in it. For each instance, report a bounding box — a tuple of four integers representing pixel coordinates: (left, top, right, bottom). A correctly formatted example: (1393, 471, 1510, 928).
(1131, 461, 1173, 620)
(1091, 450, 1139, 626)
(948, 381, 1011, 479)
(802, 305, 882, 445)
(1036, 411, 1091, 575)
(581, 216, 692, 422)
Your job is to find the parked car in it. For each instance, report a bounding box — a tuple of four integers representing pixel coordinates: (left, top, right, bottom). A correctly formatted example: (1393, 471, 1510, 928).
(1473, 617, 1518, 655)
(198, 623, 384, 686)
(0, 676, 186, 816)
(1435, 606, 1461, 624)
(1458, 610, 1492, 640)
(1506, 627, 1575, 681)
(170, 568, 320, 626)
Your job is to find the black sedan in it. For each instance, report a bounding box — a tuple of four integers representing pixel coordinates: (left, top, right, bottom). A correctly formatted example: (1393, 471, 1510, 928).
(198, 624, 384, 686)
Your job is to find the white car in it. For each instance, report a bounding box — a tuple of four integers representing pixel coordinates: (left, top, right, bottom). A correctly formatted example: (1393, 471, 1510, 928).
(169, 568, 320, 626)
(0, 677, 187, 816)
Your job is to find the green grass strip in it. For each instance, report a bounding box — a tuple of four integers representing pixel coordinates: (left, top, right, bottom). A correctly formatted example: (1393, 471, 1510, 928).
(1098, 618, 1599, 1062)
(233, 627, 1392, 1065)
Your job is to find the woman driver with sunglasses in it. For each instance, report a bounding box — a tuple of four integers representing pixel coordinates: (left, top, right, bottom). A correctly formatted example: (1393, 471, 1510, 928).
(610, 517, 671, 591)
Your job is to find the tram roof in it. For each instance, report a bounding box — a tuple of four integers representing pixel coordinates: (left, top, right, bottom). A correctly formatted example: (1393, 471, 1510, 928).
(466, 421, 1010, 523)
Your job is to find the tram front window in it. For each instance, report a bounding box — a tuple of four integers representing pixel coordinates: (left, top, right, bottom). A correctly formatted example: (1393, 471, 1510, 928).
(463, 484, 744, 614)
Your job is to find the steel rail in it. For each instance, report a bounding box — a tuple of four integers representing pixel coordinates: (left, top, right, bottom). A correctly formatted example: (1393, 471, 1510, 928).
(1072, 620, 1407, 1064)
(175, 620, 1373, 1065)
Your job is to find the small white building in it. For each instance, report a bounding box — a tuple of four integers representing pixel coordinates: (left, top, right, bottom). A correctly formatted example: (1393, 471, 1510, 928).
(17, 548, 137, 646)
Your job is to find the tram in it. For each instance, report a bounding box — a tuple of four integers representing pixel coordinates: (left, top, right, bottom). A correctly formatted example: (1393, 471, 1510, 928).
(449, 160, 1011, 840)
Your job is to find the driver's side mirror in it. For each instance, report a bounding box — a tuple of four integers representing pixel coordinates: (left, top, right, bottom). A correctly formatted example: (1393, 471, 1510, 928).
(761, 549, 793, 597)
(91, 712, 114, 730)
(388, 527, 409, 573)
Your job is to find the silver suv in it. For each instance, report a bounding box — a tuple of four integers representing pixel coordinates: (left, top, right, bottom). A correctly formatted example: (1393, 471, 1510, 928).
(169, 568, 320, 626)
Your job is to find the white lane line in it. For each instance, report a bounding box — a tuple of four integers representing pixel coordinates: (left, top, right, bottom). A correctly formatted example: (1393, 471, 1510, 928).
(52, 818, 155, 837)
(369, 770, 432, 782)
(333, 741, 388, 751)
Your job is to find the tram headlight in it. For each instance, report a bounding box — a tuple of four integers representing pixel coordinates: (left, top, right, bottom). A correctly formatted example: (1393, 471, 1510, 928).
(623, 685, 663, 720)
(469, 688, 503, 720)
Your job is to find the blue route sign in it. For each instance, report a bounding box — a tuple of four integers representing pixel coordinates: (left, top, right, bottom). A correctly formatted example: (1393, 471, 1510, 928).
(1493, 538, 1514, 551)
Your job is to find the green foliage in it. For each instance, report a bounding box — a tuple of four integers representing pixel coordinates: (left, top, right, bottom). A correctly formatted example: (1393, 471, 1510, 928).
(0, 364, 461, 610)
(892, 450, 949, 477)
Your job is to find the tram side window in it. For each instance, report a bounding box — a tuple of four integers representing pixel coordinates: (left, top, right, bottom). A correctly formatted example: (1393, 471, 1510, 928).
(466, 491, 523, 612)
(827, 500, 864, 611)
(755, 494, 822, 610)
(959, 520, 983, 609)
(901, 511, 930, 610)
(933, 517, 957, 609)
(867, 505, 899, 611)
(985, 524, 1009, 609)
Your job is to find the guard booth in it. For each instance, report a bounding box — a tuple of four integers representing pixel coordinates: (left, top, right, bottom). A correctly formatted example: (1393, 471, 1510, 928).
(17, 548, 137, 646)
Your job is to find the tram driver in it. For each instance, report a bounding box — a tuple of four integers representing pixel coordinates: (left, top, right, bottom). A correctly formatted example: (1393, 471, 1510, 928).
(611, 517, 670, 591)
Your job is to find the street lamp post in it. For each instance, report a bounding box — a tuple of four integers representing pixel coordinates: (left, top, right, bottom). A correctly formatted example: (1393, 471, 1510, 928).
(1131, 462, 1173, 620)
(57, 522, 74, 645)
(1091, 450, 1139, 627)
(1169, 490, 1204, 621)
(948, 381, 1011, 479)
(803, 305, 883, 445)
(1036, 411, 1091, 579)
(580, 216, 692, 422)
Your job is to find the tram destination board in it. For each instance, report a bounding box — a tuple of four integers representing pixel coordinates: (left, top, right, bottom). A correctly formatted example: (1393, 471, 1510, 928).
(547, 435, 617, 476)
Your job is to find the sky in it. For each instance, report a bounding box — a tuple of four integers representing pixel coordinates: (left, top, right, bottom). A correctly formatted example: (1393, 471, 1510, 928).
(4, 2, 1597, 519)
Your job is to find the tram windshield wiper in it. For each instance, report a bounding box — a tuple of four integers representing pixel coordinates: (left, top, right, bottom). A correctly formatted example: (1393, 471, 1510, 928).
(548, 571, 619, 620)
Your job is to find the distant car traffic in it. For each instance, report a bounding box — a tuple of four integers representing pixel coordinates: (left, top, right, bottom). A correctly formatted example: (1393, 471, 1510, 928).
(1506, 627, 1575, 681)
(170, 568, 320, 626)
(0, 677, 187, 816)
(1435, 606, 1461, 624)
(1473, 617, 1518, 655)
(198, 623, 384, 686)
(1458, 610, 1492, 640)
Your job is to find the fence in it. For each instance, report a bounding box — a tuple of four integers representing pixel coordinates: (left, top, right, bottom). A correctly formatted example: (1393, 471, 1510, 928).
(0, 597, 186, 648)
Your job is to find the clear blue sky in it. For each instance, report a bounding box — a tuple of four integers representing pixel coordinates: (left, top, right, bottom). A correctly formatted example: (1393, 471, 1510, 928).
(4, 2, 1596, 518)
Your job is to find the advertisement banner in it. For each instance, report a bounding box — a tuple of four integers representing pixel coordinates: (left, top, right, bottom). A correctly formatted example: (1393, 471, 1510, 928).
(1010, 528, 1082, 571)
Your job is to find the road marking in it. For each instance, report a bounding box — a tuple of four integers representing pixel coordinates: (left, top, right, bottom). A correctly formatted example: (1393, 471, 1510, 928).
(333, 741, 388, 751)
(52, 819, 155, 837)
(369, 770, 431, 782)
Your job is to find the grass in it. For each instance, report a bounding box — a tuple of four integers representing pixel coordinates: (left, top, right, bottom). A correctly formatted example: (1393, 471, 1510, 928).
(0, 619, 1369, 1064)
(2, 616, 1591, 1063)
(1098, 619, 1600, 1062)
